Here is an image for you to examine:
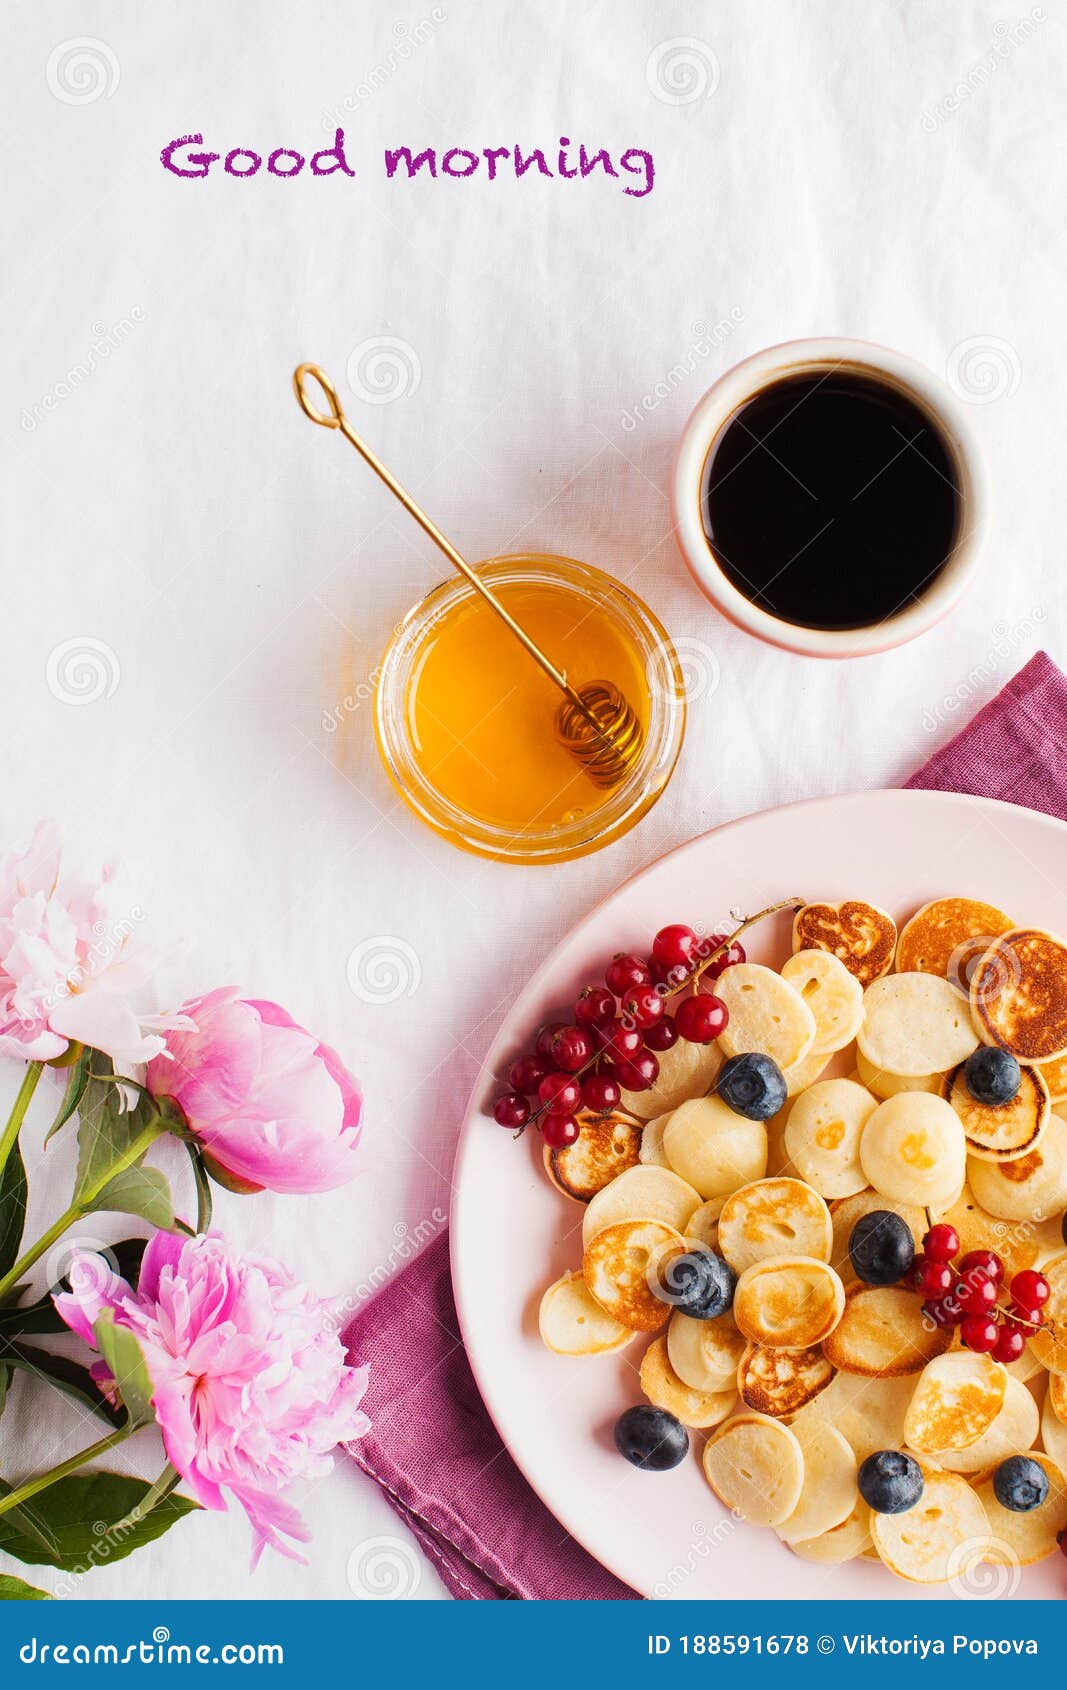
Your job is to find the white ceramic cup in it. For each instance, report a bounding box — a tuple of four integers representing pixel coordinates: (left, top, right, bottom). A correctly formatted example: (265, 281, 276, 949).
(672, 337, 989, 659)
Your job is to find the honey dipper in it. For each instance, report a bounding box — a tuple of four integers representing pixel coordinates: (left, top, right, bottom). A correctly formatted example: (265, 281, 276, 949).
(293, 363, 642, 789)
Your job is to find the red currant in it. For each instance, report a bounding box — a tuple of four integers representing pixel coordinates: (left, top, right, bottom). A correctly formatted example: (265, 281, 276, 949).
(922, 1224, 960, 1263)
(1012, 1303, 1046, 1328)
(651, 924, 699, 974)
(958, 1249, 1004, 1284)
(960, 1312, 1000, 1354)
(604, 953, 651, 996)
(575, 986, 616, 1029)
(648, 955, 689, 991)
(642, 1014, 679, 1053)
(581, 1071, 620, 1113)
(1011, 1269, 1051, 1310)
(956, 1273, 999, 1315)
(540, 1113, 580, 1149)
(702, 934, 747, 978)
(549, 1025, 593, 1073)
(537, 1072, 581, 1115)
(508, 1053, 549, 1094)
(993, 1324, 1026, 1364)
(493, 1091, 529, 1129)
(613, 1051, 659, 1092)
(912, 1257, 954, 1298)
(535, 1021, 567, 1060)
(621, 984, 664, 1030)
(675, 992, 728, 1044)
(598, 1022, 643, 1061)
(922, 1298, 960, 1329)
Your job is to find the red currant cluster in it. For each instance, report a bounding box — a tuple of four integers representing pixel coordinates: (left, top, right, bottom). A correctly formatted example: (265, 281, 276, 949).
(912, 1223, 1052, 1362)
(491, 921, 746, 1149)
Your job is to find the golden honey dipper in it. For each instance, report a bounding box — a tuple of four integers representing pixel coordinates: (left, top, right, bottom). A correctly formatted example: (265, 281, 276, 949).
(293, 363, 642, 789)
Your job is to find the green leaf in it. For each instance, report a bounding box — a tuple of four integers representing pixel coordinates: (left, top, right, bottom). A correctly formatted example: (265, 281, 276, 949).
(74, 1073, 155, 1203)
(0, 1238, 148, 1342)
(0, 1574, 51, 1599)
(44, 1047, 91, 1147)
(0, 1345, 124, 1427)
(0, 1361, 9, 1418)
(0, 1472, 198, 1571)
(0, 1140, 27, 1279)
(187, 1142, 213, 1233)
(93, 1312, 155, 1428)
(86, 1166, 174, 1230)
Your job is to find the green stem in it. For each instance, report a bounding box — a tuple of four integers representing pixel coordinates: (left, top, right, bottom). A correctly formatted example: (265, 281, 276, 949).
(0, 1063, 43, 1182)
(0, 1421, 135, 1518)
(106, 1463, 179, 1538)
(0, 1119, 164, 1305)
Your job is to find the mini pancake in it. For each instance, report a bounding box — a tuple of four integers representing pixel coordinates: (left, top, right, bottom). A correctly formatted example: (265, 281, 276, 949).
(858, 972, 979, 1076)
(829, 1190, 925, 1288)
(792, 1369, 915, 1463)
(715, 964, 817, 1070)
(1029, 1253, 1067, 1376)
(1049, 1371, 1067, 1424)
(732, 1255, 845, 1349)
(717, 1177, 832, 1274)
(581, 1218, 685, 1332)
(942, 1059, 1050, 1163)
(702, 1413, 805, 1527)
(619, 1034, 722, 1119)
(581, 1164, 701, 1248)
(781, 949, 865, 1055)
(940, 1183, 1063, 1282)
(904, 1352, 1008, 1453)
(639, 1335, 737, 1429)
(977, 1453, 1067, 1565)
(792, 900, 897, 988)
(545, 1110, 642, 1201)
(639, 1113, 672, 1169)
(1041, 1393, 1067, 1470)
(667, 1309, 747, 1393)
(967, 1111, 1067, 1223)
(776, 1421, 858, 1545)
(859, 1091, 966, 1209)
(685, 1197, 724, 1248)
(538, 1270, 636, 1355)
(737, 1341, 834, 1418)
(855, 1047, 941, 1100)
(933, 1375, 1040, 1474)
(661, 1095, 768, 1200)
(871, 1464, 990, 1583)
(1037, 1050, 1067, 1103)
(790, 1497, 873, 1565)
(784, 1079, 878, 1199)
(823, 1285, 952, 1377)
(896, 897, 1015, 984)
(970, 928, 1067, 1062)
(783, 1048, 831, 1098)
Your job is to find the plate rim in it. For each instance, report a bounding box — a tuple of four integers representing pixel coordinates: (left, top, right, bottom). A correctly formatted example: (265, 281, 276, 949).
(449, 788, 1067, 1596)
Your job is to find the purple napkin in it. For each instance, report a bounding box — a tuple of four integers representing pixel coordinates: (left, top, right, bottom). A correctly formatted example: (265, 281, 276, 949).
(343, 650, 1067, 1601)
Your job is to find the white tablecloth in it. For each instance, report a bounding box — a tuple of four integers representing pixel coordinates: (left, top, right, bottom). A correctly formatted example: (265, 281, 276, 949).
(4, 0, 1063, 1600)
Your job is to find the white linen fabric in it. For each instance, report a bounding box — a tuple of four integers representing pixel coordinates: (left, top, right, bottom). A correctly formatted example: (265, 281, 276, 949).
(2, 0, 1064, 1599)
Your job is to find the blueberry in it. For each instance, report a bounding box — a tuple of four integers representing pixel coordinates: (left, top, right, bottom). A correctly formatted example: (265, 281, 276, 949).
(717, 1052, 787, 1121)
(655, 1246, 735, 1320)
(614, 1405, 689, 1471)
(993, 1455, 1049, 1513)
(857, 1449, 924, 1514)
(849, 1210, 916, 1287)
(964, 1046, 1021, 1106)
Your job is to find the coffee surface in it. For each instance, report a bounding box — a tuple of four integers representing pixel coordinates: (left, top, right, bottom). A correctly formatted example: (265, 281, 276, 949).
(701, 369, 960, 631)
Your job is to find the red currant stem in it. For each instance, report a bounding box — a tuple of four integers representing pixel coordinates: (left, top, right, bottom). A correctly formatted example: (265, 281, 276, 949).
(687, 897, 809, 993)
(995, 1304, 1051, 1334)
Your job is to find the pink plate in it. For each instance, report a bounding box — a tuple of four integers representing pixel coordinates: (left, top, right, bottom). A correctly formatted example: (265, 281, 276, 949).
(451, 791, 1067, 1600)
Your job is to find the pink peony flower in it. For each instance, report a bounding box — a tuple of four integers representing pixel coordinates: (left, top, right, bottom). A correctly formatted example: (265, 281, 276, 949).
(0, 821, 190, 1066)
(145, 989, 363, 1194)
(54, 1230, 371, 1565)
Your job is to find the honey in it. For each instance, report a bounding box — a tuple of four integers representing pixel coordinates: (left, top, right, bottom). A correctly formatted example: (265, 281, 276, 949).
(375, 554, 686, 864)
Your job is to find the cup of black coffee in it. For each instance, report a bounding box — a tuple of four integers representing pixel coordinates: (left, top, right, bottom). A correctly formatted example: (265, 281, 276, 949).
(672, 339, 987, 657)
